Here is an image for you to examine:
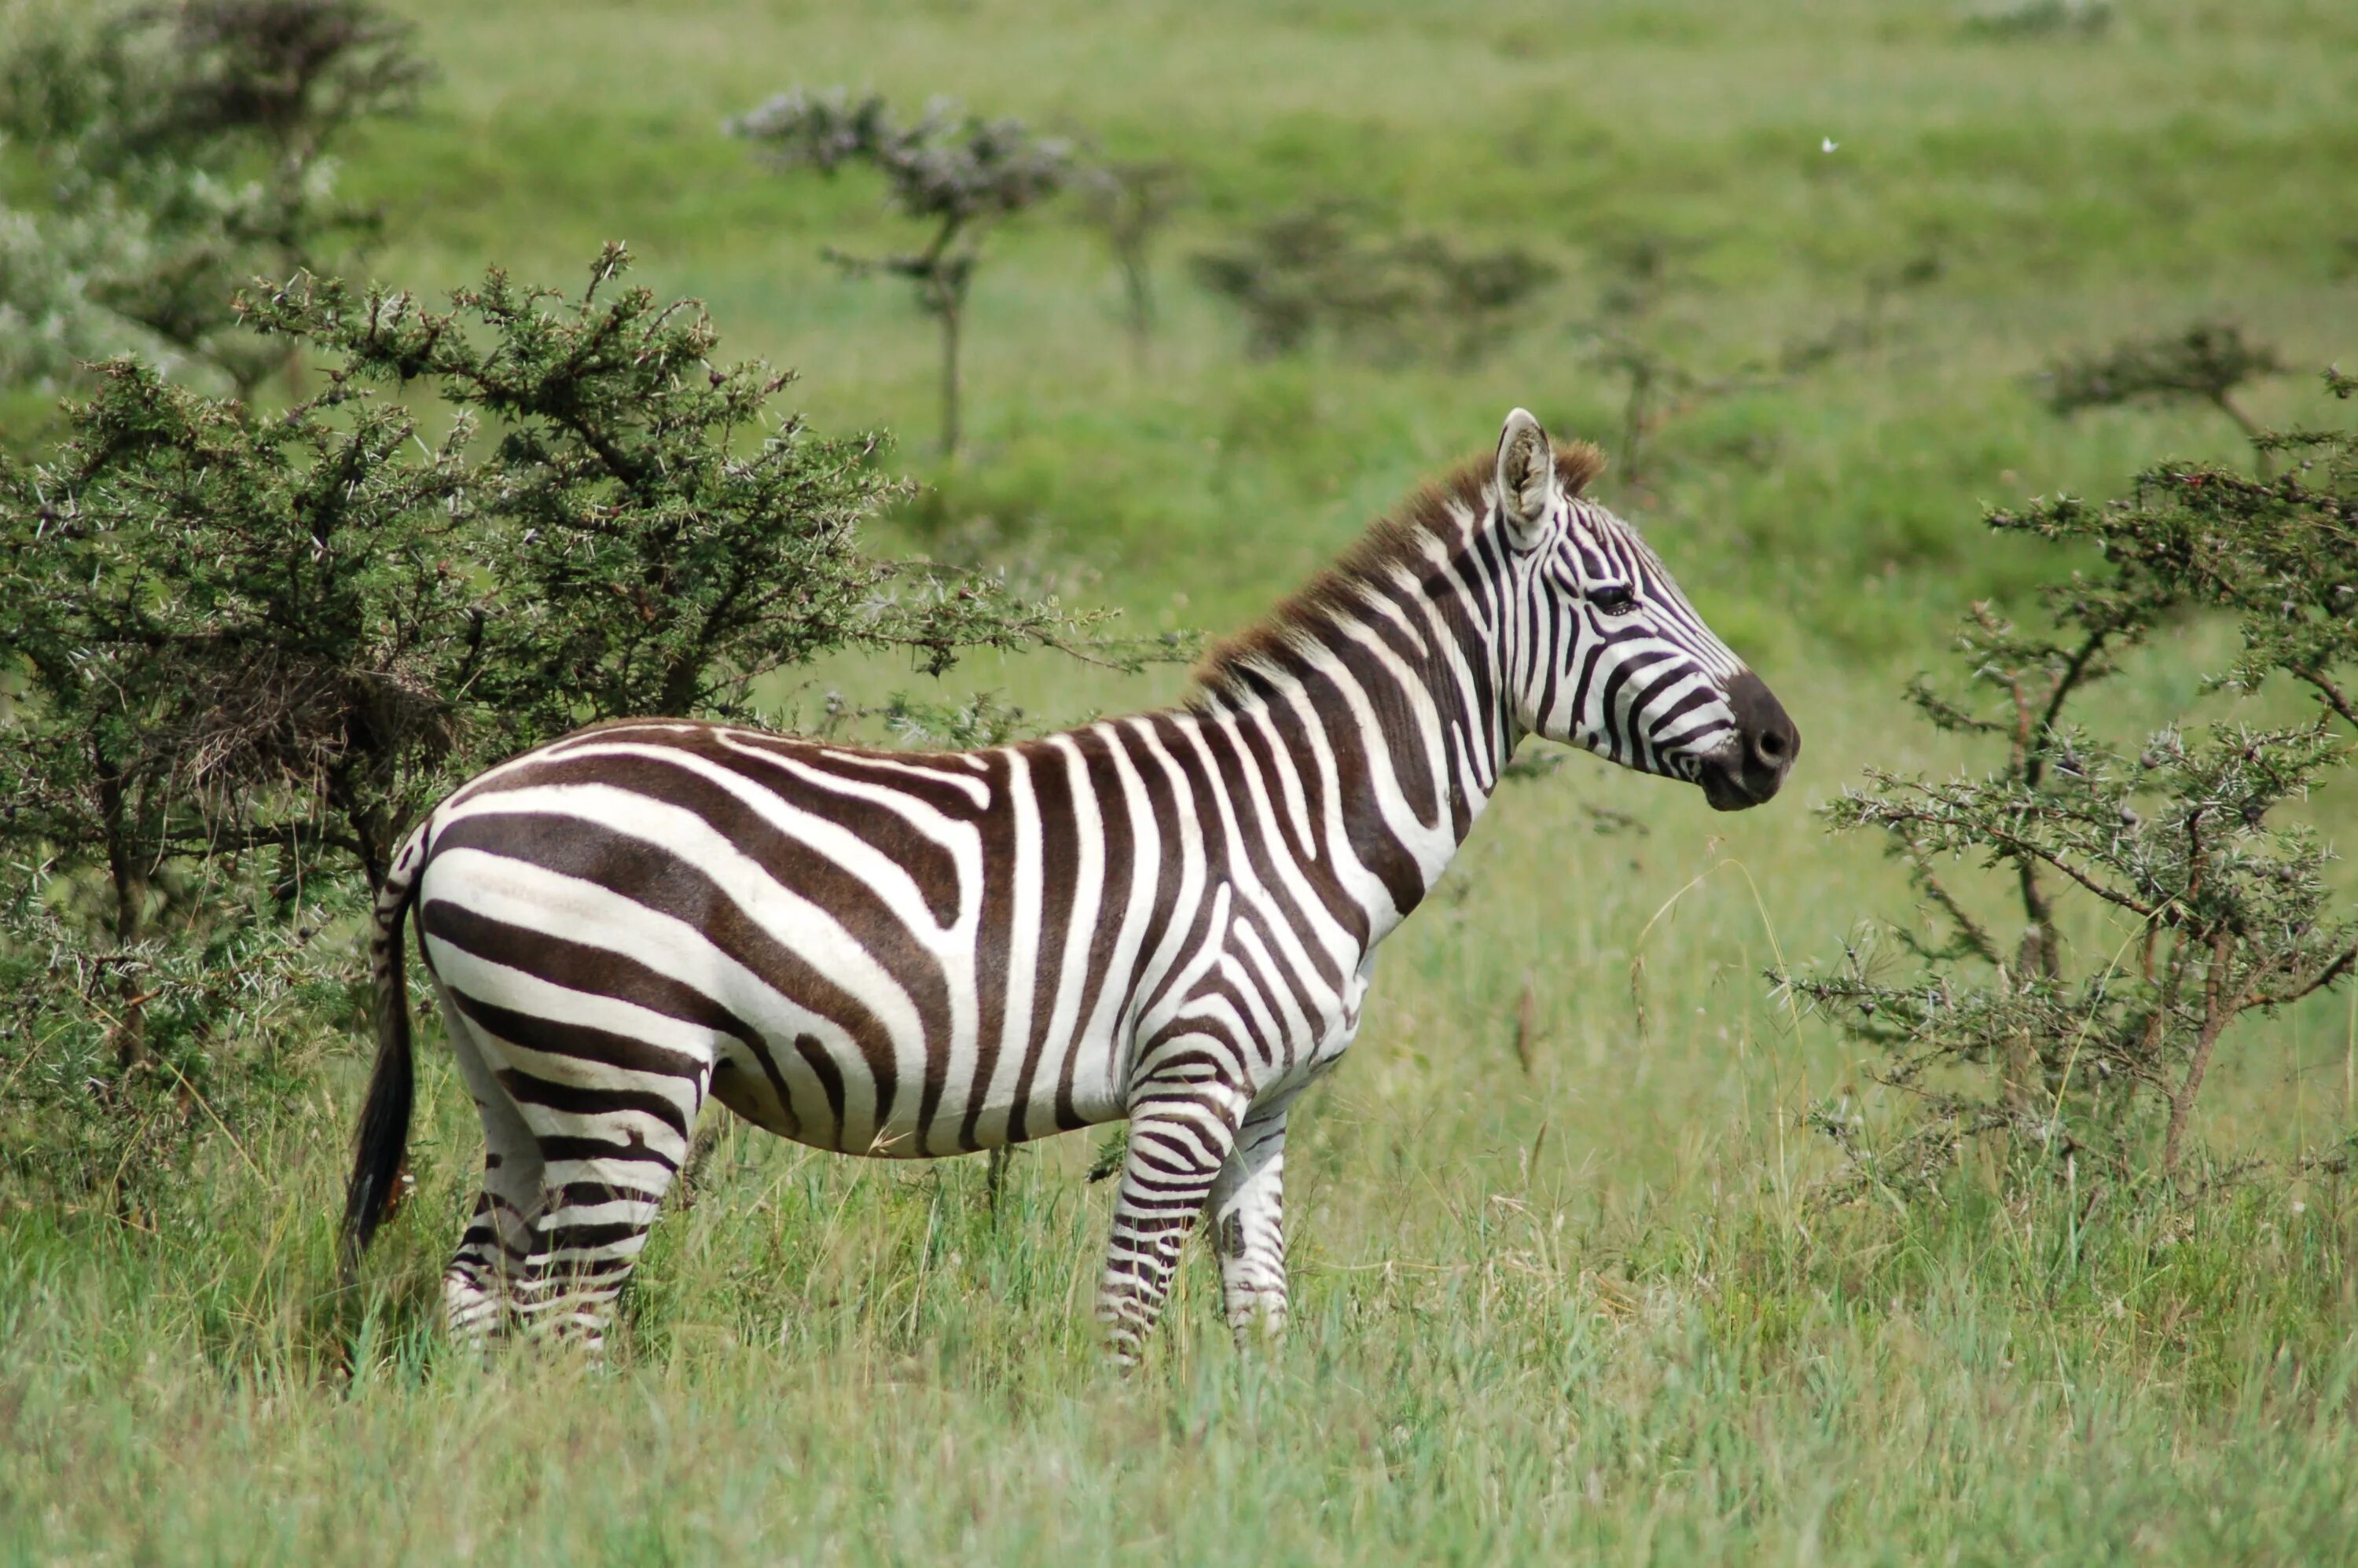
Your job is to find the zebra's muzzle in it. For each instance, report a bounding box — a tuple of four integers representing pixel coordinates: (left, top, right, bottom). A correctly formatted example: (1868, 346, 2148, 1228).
(1699, 670, 1798, 810)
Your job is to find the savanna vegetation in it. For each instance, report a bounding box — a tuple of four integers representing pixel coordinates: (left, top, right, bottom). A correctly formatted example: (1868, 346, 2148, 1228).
(3, 0, 2357, 1561)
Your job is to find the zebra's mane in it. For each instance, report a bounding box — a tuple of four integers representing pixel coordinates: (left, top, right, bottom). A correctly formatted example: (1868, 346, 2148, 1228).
(1191, 439, 1605, 703)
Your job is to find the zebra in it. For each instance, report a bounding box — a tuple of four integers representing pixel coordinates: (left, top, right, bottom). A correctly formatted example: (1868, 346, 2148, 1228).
(340, 408, 1797, 1361)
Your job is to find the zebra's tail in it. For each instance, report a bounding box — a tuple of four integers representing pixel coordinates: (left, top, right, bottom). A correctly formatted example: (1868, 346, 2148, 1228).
(340, 821, 432, 1283)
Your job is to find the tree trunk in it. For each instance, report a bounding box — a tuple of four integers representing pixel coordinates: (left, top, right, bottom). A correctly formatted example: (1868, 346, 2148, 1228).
(94, 758, 149, 1072)
(1122, 255, 1154, 373)
(325, 765, 393, 900)
(2163, 933, 2236, 1177)
(938, 301, 964, 461)
(1620, 360, 1656, 484)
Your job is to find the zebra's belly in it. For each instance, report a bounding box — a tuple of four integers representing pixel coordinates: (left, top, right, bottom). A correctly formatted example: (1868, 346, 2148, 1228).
(696, 934, 1375, 1156)
(705, 1018, 1128, 1159)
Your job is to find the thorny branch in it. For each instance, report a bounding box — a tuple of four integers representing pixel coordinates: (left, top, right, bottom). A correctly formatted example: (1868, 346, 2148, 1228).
(1780, 373, 2358, 1192)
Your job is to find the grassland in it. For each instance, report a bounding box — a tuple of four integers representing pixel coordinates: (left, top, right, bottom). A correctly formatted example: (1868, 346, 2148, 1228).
(6, 0, 2358, 1561)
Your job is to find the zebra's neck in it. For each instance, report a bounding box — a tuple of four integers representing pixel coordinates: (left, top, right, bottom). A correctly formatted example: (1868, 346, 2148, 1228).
(1182, 508, 1519, 942)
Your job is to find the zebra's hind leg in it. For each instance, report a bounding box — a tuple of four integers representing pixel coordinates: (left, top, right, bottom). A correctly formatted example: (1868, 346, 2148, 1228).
(509, 1140, 689, 1353)
(1208, 1099, 1294, 1345)
(440, 999, 545, 1347)
(1097, 1086, 1241, 1368)
(505, 1067, 707, 1355)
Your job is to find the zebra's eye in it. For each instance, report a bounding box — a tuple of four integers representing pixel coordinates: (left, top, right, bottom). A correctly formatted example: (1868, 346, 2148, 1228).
(1588, 583, 1637, 615)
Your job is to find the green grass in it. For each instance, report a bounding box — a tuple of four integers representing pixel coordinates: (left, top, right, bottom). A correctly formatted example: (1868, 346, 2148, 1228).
(7, 0, 2358, 1560)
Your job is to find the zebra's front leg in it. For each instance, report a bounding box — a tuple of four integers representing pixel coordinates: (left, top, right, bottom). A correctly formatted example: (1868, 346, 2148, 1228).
(1208, 1100, 1293, 1344)
(1097, 1089, 1240, 1368)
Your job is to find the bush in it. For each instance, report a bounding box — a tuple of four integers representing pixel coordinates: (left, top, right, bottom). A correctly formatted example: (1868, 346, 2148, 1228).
(1780, 372, 2358, 1189)
(0, 245, 1137, 1206)
(0, 858, 363, 1222)
(1191, 205, 1557, 365)
(1961, 0, 2114, 41)
(2043, 321, 2284, 450)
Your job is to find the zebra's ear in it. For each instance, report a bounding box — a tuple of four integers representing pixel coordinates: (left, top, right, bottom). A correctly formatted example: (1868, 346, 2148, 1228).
(1494, 407, 1557, 547)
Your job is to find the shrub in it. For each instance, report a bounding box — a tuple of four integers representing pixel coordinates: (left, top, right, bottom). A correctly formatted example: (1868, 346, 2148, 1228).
(1780, 373, 2358, 1189)
(1191, 205, 1557, 365)
(2043, 321, 2284, 450)
(0, 245, 1135, 1205)
(0, 858, 363, 1221)
(1961, 0, 2114, 41)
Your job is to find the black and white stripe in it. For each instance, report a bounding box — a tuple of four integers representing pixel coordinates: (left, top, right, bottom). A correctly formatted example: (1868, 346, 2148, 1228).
(341, 408, 1798, 1359)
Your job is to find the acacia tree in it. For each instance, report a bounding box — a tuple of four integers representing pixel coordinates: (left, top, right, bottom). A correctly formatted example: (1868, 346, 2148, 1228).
(1191, 205, 1557, 365)
(1782, 373, 2358, 1188)
(0, 0, 432, 401)
(1189, 207, 1408, 358)
(728, 90, 1071, 459)
(2044, 321, 2284, 460)
(1078, 160, 1186, 370)
(0, 245, 1131, 1199)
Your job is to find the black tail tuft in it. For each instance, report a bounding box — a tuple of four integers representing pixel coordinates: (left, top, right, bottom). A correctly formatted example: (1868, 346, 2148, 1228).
(341, 832, 424, 1284)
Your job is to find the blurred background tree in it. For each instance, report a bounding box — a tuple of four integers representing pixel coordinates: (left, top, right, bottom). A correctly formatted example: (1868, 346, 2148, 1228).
(2043, 321, 2285, 457)
(728, 89, 1071, 461)
(1078, 159, 1186, 372)
(1572, 233, 1930, 486)
(0, 0, 432, 403)
(0, 244, 1136, 1210)
(1191, 204, 1557, 365)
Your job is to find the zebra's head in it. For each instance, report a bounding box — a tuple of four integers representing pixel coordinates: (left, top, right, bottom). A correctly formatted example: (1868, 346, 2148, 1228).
(1490, 408, 1797, 810)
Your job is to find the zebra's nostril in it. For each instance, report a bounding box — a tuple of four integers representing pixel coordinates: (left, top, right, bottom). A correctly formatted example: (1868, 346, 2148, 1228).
(1723, 670, 1796, 785)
